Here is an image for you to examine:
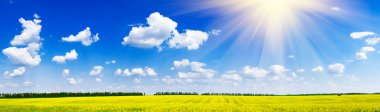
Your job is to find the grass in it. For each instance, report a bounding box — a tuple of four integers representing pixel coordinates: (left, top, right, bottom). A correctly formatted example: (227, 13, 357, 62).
(1, 95, 380, 112)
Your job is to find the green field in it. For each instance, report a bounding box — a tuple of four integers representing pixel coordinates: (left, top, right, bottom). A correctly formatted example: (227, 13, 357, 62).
(1, 95, 380, 112)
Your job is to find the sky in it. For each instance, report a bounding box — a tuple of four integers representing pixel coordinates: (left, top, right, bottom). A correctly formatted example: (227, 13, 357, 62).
(1, 0, 380, 94)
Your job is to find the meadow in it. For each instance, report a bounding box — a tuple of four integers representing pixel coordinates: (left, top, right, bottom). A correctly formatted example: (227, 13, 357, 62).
(0, 95, 380, 112)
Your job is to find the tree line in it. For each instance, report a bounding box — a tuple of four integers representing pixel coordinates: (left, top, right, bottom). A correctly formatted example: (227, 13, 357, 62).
(154, 92, 199, 95)
(0, 92, 144, 98)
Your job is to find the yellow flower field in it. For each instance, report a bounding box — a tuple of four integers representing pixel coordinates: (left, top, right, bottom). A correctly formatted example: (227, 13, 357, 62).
(1, 95, 380, 112)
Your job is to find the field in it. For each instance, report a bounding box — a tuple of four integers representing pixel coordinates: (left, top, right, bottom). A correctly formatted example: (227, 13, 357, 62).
(1, 95, 380, 112)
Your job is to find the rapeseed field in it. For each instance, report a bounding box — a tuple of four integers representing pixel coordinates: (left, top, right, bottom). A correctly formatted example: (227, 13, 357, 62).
(0, 95, 380, 112)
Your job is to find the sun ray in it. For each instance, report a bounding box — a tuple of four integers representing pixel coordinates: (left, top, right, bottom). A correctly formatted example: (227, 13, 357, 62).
(182, 0, 361, 67)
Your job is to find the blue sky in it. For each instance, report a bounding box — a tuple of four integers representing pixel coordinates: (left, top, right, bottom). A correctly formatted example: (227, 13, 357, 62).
(1, 0, 380, 94)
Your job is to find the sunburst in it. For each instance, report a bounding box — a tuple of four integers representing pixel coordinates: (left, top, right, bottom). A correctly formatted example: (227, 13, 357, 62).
(184, 0, 356, 66)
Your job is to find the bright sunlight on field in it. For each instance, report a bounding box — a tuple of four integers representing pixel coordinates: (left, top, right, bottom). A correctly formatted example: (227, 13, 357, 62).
(0, 95, 380, 112)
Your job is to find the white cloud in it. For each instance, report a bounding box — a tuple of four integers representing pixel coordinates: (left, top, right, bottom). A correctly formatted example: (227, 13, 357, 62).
(95, 78, 102, 82)
(122, 12, 177, 48)
(3, 67, 26, 77)
(62, 27, 99, 46)
(350, 31, 375, 39)
(67, 78, 77, 85)
(328, 63, 345, 74)
(220, 71, 242, 86)
(188, 62, 215, 78)
(360, 46, 376, 52)
(122, 12, 209, 51)
(173, 59, 190, 69)
(210, 29, 221, 36)
(33, 14, 40, 18)
(331, 7, 341, 11)
(62, 69, 70, 77)
(221, 71, 242, 82)
(287, 55, 295, 58)
(365, 38, 380, 45)
(3, 43, 42, 66)
(119, 67, 157, 77)
(242, 66, 267, 78)
(114, 68, 122, 76)
(10, 17, 41, 46)
(168, 29, 209, 50)
(145, 67, 157, 77)
(356, 52, 368, 60)
(52, 49, 78, 63)
(3, 15, 42, 67)
(90, 66, 103, 76)
(297, 69, 305, 73)
(311, 66, 324, 73)
(105, 60, 116, 64)
(123, 68, 131, 76)
(269, 65, 286, 75)
(356, 46, 376, 60)
(172, 59, 215, 80)
(161, 76, 178, 84)
(171, 59, 216, 80)
(130, 68, 146, 76)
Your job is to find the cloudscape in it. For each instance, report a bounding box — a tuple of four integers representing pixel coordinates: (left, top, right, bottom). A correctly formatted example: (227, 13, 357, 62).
(1, 0, 380, 95)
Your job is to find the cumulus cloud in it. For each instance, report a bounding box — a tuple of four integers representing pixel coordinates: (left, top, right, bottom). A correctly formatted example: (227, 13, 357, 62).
(3, 43, 42, 66)
(221, 71, 242, 82)
(311, 66, 324, 73)
(62, 69, 70, 77)
(328, 63, 345, 74)
(350, 31, 375, 39)
(62, 27, 99, 46)
(269, 65, 286, 75)
(360, 46, 376, 52)
(118, 67, 157, 77)
(114, 68, 122, 76)
(10, 16, 42, 46)
(90, 66, 103, 76)
(220, 71, 242, 86)
(365, 38, 380, 45)
(210, 29, 221, 36)
(3, 67, 26, 77)
(172, 59, 215, 80)
(3, 15, 42, 67)
(356, 46, 376, 60)
(122, 12, 177, 48)
(172, 59, 190, 69)
(130, 68, 146, 76)
(145, 67, 157, 77)
(52, 49, 78, 63)
(95, 78, 102, 82)
(168, 29, 209, 50)
(242, 66, 267, 78)
(122, 12, 209, 51)
(105, 60, 116, 64)
(67, 78, 77, 85)
(162, 76, 178, 84)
